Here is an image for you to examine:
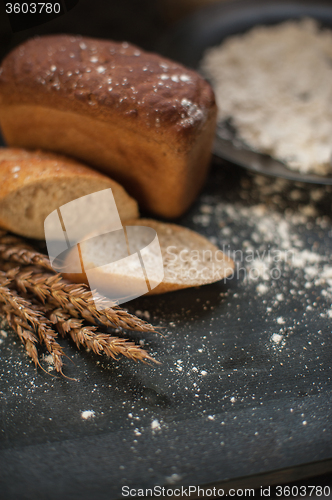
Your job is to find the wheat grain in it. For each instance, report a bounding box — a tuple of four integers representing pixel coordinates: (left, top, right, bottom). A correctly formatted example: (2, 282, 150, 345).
(9, 269, 157, 333)
(0, 271, 65, 373)
(0, 234, 160, 374)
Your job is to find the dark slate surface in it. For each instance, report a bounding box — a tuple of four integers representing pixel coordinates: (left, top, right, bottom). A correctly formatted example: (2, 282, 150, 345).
(0, 153, 332, 499)
(1, 1, 332, 497)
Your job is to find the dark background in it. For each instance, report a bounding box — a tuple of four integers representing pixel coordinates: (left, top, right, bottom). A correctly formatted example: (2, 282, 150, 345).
(0, 1, 332, 498)
(0, 0, 168, 62)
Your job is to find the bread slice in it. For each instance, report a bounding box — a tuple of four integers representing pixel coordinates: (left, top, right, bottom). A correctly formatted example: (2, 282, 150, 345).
(0, 35, 217, 218)
(64, 219, 234, 298)
(0, 148, 139, 239)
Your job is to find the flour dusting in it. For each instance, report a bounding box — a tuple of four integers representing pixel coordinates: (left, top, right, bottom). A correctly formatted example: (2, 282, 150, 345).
(201, 18, 332, 175)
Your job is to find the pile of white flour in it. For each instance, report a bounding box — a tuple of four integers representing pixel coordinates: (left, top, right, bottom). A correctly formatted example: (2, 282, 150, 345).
(201, 18, 332, 175)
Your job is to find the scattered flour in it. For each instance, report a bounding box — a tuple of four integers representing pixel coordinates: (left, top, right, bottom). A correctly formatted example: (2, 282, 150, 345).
(81, 410, 95, 420)
(271, 334, 284, 344)
(256, 283, 269, 295)
(165, 474, 182, 485)
(197, 170, 332, 351)
(43, 354, 55, 372)
(215, 196, 326, 285)
(135, 310, 151, 321)
(151, 418, 161, 431)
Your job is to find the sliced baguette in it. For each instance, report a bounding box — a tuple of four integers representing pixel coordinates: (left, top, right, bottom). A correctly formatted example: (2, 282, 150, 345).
(64, 219, 234, 297)
(0, 148, 139, 239)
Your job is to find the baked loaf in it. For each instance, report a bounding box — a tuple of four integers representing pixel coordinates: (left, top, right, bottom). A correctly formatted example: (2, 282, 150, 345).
(64, 218, 234, 296)
(0, 147, 138, 239)
(0, 35, 217, 218)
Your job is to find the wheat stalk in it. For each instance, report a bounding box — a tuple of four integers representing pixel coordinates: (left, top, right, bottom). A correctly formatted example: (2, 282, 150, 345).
(0, 233, 53, 271)
(0, 303, 40, 369)
(47, 306, 157, 364)
(1, 270, 158, 371)
(0, 232, 160, 374)
(0, 274, 64, 373)
(69, 328, 156, 363)
(8, 268, 157, 333)
(0, 232, 157, 333)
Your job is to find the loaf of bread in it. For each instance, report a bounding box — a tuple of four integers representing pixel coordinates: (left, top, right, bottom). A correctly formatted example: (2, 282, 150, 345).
(0, 35, 217, 218)
(64, 218, 234, 296)
(0, 148, 138, 239)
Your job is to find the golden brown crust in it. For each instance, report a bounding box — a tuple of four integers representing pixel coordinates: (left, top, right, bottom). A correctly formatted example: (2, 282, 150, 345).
(0, 35, 215, 144)
(0, 35, 217, 218)
(0, 104, 216, 217)
(0, 147, 121, 196)
(0, 147, 139, 238)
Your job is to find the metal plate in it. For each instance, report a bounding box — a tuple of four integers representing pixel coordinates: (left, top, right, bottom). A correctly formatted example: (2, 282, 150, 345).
(157, 0, 332, 184)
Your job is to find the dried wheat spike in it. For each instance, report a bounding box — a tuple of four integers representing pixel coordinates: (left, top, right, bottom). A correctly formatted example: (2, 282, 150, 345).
(69, 326, 157, 364)
(0, 233, 53, 272)
(0, 238, 160, 370)
(0, 258, 17, 272)
(7, 269, 159, 365)
(9, 269, 157, 333)
(0, 236, 158, 333)
(0, 304, 40, 368)
(0, 271, 65, 374)
(0, 236, 157, 332)
(46, 306, 158, 364)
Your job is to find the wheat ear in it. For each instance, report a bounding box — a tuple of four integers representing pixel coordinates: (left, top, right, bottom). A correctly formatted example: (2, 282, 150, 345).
(0, 274, 65, 373)
(9, 269, 157, 333)
(46, 306, 158, 364)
